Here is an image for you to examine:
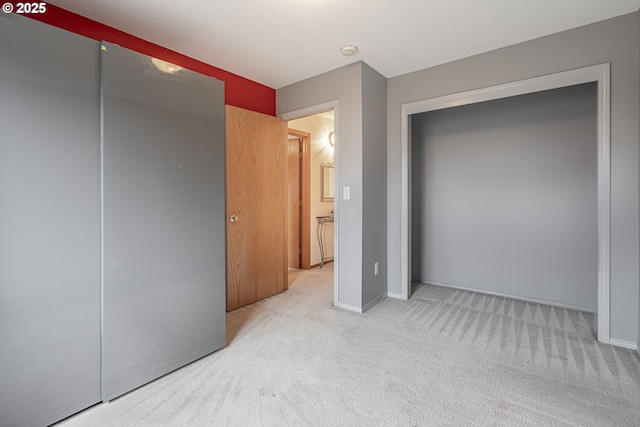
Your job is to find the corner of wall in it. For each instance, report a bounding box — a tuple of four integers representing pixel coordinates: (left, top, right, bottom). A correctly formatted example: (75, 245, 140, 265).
(637, 7, 640, 358)
(276, 63, 365, 310)
(361, 62, 389, 307)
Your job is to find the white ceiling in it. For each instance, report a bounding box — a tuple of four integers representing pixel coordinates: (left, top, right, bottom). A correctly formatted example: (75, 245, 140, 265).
(48, 0, 640, 89)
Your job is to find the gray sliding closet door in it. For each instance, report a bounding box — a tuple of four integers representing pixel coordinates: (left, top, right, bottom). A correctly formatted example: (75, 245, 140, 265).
(101, 43, 226, 400)
(0, 14, 101, 427)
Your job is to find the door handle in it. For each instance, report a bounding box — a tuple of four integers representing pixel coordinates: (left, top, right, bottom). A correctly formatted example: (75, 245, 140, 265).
(229, 214, 238, 223)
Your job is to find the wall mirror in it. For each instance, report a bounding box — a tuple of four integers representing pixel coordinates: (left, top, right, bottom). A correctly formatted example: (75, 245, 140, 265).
(321, 162, 334, 201)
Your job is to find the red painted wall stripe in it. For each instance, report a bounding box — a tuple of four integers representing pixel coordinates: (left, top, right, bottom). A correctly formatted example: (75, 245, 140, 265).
(22, 2, 276, 116)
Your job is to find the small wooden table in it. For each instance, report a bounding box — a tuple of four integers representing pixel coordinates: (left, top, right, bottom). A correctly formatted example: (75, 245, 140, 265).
(316, 216, 334, 268)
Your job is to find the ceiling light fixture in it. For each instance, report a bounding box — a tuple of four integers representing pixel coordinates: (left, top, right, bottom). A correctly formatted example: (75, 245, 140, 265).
(328, 132, 335, 146)
(341, 45, 358, 56)
(151, 58, 183, 74)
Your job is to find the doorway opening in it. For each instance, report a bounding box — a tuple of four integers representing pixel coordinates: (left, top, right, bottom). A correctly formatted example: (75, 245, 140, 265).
(287, 111, 335, 273)
(280, 100, 339, 307)
(411, 82, 597, 309)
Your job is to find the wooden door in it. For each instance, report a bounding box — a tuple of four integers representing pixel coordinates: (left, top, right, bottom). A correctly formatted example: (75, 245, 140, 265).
(287, 137, 301, 268)
(226, 105, 286, 311)
(287, 129, 311, 269)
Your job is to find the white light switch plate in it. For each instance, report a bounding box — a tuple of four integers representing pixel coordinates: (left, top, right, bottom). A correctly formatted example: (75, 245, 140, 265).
(343, 186, 350, 200)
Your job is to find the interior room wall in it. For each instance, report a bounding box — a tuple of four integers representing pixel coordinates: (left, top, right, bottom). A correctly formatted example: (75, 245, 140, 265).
(387, 11, 640, 344)
(361, 63, 388, 307)
(278, 62, 364, 310)
(278, 62, 389, 311)
(411, 83, 598, 311)
(288, 115, 335, 266)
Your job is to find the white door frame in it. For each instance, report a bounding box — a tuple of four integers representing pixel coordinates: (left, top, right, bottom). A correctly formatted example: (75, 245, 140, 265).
(400, 64, 611, 343)
(280, 100, 340, 307)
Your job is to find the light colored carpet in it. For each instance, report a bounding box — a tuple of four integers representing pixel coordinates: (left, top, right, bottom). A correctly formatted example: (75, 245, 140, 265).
(58, 265, 640, 426)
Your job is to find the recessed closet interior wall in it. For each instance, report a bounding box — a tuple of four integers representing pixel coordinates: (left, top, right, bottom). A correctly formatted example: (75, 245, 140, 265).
(410, 82, 598, 311)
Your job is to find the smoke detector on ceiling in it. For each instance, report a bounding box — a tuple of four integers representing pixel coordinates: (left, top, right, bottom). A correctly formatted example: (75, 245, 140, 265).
(341, 45, 358, 56)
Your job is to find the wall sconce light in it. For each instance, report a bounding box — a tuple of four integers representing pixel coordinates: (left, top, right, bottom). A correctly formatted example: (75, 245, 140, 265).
(328, 132, 335, 146)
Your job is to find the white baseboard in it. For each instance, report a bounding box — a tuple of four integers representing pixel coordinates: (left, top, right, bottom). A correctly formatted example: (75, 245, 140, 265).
(387, 291, 403, 300)
(420, 279, 597, 313)
(335, 301, 362, 314)
(335, 293, 387, 314)
(362, 293, 386, 312)
(609, 338, 638, 351)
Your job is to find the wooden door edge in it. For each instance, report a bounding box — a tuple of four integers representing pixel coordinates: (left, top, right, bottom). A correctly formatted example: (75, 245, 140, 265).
(283, 121, 289, 290)
(288, 128, 311, 269)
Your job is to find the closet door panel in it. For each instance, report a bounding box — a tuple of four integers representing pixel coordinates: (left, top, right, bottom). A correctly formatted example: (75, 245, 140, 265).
(0, 14, 101, 427)
(101, 43, 226, 400)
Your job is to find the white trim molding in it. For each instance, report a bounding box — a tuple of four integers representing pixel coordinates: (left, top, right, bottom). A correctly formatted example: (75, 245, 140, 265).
(279, 101, 338, 123)
(608, 339, 638, 351)
(362, 293, 387, 312)
(400, 63, 611, 344)
(335, 301, 363, 314)
(421, 280, 597, 313)
(279, 100, 340, 308)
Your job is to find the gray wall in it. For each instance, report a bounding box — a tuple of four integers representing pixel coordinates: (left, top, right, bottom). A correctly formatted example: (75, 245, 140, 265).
(388, 12, 640, 343)
(278, 62, 389, 310)
(0, 14, 101, 427)
(278, 63, 364, 308)
(362, 63, 388, 306)
(411, 83, 597, 310)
